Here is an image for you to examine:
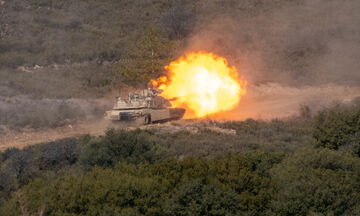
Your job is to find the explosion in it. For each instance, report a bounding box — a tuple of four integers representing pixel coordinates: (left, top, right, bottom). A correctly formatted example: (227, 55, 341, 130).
(151, 52, 246, 118)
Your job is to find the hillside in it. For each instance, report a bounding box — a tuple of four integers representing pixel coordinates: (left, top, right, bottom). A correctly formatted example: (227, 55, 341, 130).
(0, 0, 360, 215)
(1, 0, 360, 131)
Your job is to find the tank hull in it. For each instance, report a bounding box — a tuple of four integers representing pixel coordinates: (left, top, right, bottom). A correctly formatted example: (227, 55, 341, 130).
(105, 108, 185, 124)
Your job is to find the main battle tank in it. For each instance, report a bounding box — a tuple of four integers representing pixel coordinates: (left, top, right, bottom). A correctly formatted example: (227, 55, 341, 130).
(105, 88, 185, 124)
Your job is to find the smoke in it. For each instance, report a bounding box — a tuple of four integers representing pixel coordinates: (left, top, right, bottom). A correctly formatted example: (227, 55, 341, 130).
(220, 83, 360, 120)
(182, 0, 360, 85)
(177, 0, 360, 119)
(0, 94, 111, 129)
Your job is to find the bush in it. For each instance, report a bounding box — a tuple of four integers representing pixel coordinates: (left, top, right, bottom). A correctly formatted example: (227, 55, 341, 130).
(80, 129, 164, 168)
(0, 117, 359, 215)
(16, 151, 284, 215)
(22, 167, 165, 216)
(0, 195, 21, 216)
(209, 151, 284, 213)
(313, 104, 360, 156)
(38, 138, 80, 170)
(2, 147, 359, 215)
(0, 148, 36, 193)
(150, 151, 284, 214)
(271, 148, 360, 215)
(164, 179, 240, 216)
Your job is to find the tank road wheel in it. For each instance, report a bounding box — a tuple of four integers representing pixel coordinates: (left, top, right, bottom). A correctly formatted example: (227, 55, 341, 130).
(144, 115, 151, 124)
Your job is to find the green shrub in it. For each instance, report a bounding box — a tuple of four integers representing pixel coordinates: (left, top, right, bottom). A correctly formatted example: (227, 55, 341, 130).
(17, 151, 284, 215)
(313, 104, 360, 156)
(209, 151, 284, 213)
(3, 148, 359, 215)
(0, 149, 37, 193)
(271, 148, 360, 215)
(38, 138, 80, 170)
(0, 195, 21, 216)
(21, 168, 165, 216)
(80, 129, 164, 168)
(164, 180, 240, 216)
(149, 151, 284, 214)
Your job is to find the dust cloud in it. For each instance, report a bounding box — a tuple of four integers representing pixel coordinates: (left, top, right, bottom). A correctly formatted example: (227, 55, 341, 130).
(178, 0, 360, 119)
(218, 83, 360, 120)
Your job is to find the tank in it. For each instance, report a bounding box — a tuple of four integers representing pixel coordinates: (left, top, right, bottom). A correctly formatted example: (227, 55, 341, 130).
(105, 88, 185, 124)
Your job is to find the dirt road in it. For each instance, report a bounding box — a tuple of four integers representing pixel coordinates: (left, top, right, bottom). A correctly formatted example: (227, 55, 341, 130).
(1, 83, 359, 151)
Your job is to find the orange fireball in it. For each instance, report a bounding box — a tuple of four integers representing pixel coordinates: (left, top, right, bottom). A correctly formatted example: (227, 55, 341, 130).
(151, 52, 246, 118)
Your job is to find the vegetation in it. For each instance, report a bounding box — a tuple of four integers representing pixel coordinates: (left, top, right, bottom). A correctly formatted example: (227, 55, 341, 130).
(314, 104, 360, 156)
(2, 0, 346, 96)
(2, 0, 358, 129)
(80, 129, 164, 168)
(1, 104, 360, 215)
(1, 0, 360, 215)
(271, 148, 360, 215)
(115, 27, 173, 84)
(0, 0, 196, 129)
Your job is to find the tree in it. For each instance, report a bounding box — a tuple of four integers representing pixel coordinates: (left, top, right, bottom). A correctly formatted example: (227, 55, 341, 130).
(115, 27, 172, 84)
